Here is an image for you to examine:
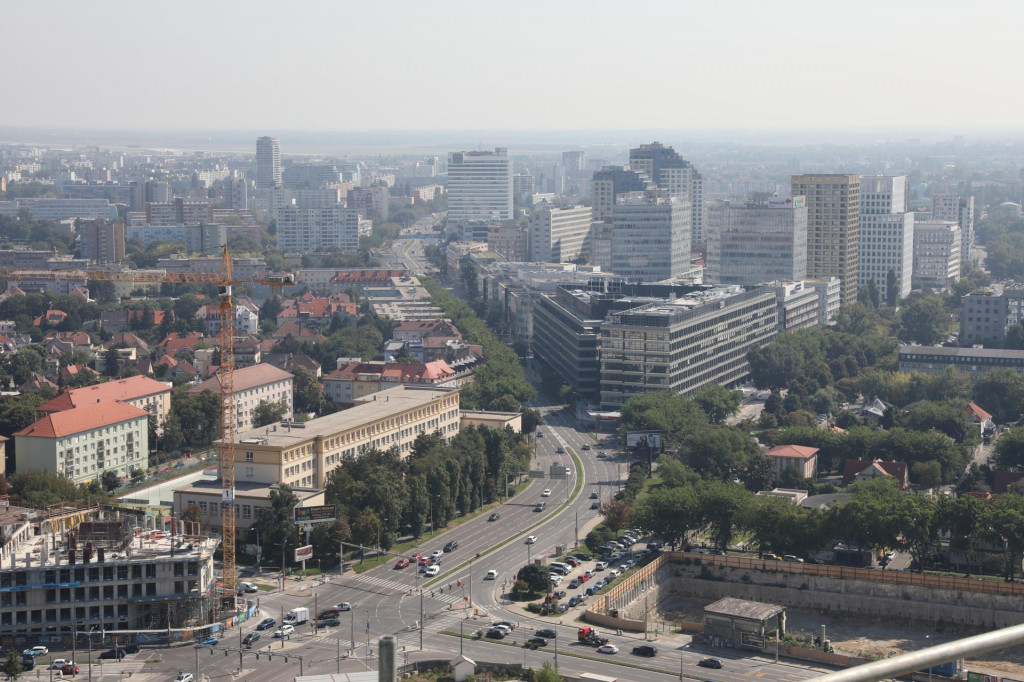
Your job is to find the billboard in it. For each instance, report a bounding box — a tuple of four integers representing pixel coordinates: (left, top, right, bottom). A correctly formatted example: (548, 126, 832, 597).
(294, 505, 337, 524)
(740, 632, 765, 649)
(626, 431, 663, 451)
(294, 545, 313, 562)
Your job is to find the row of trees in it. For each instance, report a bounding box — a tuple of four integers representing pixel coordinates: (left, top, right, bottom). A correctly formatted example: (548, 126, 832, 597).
(421, 277, 536, 410)
(630, 476, 1024, 580)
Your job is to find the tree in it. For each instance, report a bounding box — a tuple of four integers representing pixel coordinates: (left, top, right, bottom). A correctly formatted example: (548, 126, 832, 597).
(858, 278, 880, 309)
(898, 295, 950, 345)
(938, 494, 987, 578)
(910, 461, 942, 488)
(251, 486, 301, 572)
(631, 484, 699, 548)
(886, 268, 900, 306)
(693, 384, 742, 424)
(742, 452, 776, 492)
(1007, 324, 1024, 350)
(995, 427, 1024, 470)
(620, 391, 708, 449)
(681, 425, 758, 479)
(293, 366, 324, 415)
(1, 651, 22, 682)
(974, 369, 1024, 423)
(600, 499, 630, 532)
(528, 662, 564, 682)
(699, 481, 749, 552)
(253, 399, 288, 428)
(987, 493, 1024, 581)
(101, 470, 121, 493)
(515, 563, 551, 596)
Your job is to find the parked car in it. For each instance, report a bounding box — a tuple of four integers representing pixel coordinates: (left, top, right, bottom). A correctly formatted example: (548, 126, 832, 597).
(699, 658, 724, 669)
(569, 578, 582, 589)
(574, 553, 592, 561)
(424, 565, 440, 576)
(256, 618, 277, 631)
(317, 617, 341, 627)
(273, 625, 295, 638)
(585, 585, 600, 596)
(28, 647, 47, 657)
(50, 659, 69, 670)
(632, 645, 658, 657)
(783, 555, 805, 563)
(238, 581, 259, 593)
(488, 512, 500, 521)
(535, 628, 558, 639)
(123, 644, 140, 654)
(242, 632, 261, 646)
(553, 589, 567, 599)
(582, 569, 595, 578)
(597, 644, 619, 654)
(549, 574, 563, 586)
(607, 569, 620, 579)
(564, 557, 579, 567)
(595, 561, 608, 570)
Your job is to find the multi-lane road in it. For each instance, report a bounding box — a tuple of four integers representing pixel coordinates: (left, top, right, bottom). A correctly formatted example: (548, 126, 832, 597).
(104, 397, 835, 682)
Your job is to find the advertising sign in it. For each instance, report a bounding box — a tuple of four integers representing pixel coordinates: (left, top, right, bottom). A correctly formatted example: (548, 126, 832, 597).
(294, 505, 337, 524)
(741, 632, 766, 649)
(294, 545, 313, 562)
(626, 431, 663, 451)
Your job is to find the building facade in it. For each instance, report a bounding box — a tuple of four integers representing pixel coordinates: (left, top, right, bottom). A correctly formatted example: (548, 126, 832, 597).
(610, 197, 691, 282)
(276, 205, 369, 253)
(913, 220, 961, 288)
(790, 174, 860, 308)
(446, 148, 513, 223)
(705, 196, 808, 286)
(15, 402, 150, 484)
(629, 142, 707, 251)
(37, 375, 172, 430)
(188, 364, 294, 433)
(599, 287, 778, 408)
(80, 220, 125, 264)
(532, 288, 606, 400)
(529, 204, 593, 263)
(932, 194, 975, 263)
(898, 345, 1024, 379)
(591, 167, 649, 222)
(487, 223, 528, 263)
(858, 175, 914, 304)
(256, 136, 282, 189)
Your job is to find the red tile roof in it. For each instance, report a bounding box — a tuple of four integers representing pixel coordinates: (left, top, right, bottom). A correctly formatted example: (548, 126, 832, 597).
(189, 363, 294, 394)
(966, 402, 993, 423)
(33, 310, 68, 327)
(38, 375, 172, 414)
(15, 401, 149, 438)
(765, 445, 819, 460)
(842, 459, 909, 487)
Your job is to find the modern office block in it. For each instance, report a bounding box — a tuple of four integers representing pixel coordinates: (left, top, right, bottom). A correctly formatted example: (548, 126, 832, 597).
(932, 194, 975, 264)
(447, 148, 513, 223)
(629, 142, 706, 250)
(705, 195, 807, 286)
(913, 220, 961, 288)
(256, 136, 282, 189)
(858, 175, 914, 304)
(529, 204, 593, 263)
(610, 197, 691, 282)
(790, 174, 860, 308)
(591, 166, 649, 221)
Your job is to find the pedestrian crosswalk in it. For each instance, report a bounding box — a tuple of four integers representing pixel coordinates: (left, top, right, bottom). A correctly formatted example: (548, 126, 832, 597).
(345, 573, 409, 594)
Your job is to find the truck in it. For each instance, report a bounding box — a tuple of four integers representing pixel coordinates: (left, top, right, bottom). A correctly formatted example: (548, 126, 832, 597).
(577, 626, 609, 646)
(284, 607, 309, 625)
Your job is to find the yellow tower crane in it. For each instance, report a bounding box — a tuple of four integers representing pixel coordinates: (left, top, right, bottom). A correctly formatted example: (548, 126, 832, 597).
(0, 245, 297, 603)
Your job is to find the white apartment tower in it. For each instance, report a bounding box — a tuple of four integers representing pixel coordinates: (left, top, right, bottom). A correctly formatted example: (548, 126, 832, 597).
(529, 204, 594, 263)
(858, 175, 914, 304)
(256, 136, 282, 189)
(610, 196, 691, 282)
(276, 205, 370, 253)
(913, 220, 961, 289)
(706, 195, 808, 286)
(932, 194, 975, 264)
(446, 148, 513, 223)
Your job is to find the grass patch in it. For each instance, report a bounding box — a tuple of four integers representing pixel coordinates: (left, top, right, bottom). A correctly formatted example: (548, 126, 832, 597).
(425, 447, 586, 588)
(588, 432, 600, 443)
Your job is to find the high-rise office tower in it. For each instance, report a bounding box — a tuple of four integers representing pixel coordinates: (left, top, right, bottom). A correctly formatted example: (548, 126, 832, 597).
(629, 142, 707, 252)
(529, 204, 594, 263)
(446, 148, 513, 223)
(591, 167, 649, 221)
(858, 176, 914, 304)
(705, 195, 808, 286)
(610, 196, 691, 282)
(224, 177, 248, 210)
(562, 151, 586, 171)
(932, 194, 975, 264)
(790, 173, 860, 308)
(256, 136, 282, 189)
(913, 221, 961, 288)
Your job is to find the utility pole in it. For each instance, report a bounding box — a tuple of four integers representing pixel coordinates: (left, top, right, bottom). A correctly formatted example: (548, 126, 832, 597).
(350, 609, 355, 656)
(194, 645, 200, 682)
(419, 585, 424, 651)
(574, 511, 578, 547)
(337, 619, 343, 673)
(238, 615, 243, 673)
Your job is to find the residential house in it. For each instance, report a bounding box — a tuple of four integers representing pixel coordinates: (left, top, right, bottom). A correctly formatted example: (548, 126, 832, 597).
(965, 402, 995, 438)
(188, 364, 294, 432)
(860, 397, 893, 422)
(100, 309, 171, 332)
(764, 444, 819, 481)
(275, 292, 356, 329)
(264, 352, 322, 378)
(232, 334, 262, 368)
(271, 321, 327, 343)
(195, 296, 259, 336)
(19, 373, 57, 394)
(102, 332, 150, 355)
(33, 310, 67, 327)
(842, 459, 909, 488)
(156, 332, 205, 356)
(58, 364, 100, 385)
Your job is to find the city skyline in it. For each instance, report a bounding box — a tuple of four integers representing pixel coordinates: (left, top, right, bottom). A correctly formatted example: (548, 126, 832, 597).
(3, 0, 1023, 134)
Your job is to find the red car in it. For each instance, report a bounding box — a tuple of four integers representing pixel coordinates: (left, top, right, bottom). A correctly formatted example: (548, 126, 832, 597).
(418, 557, 429, 566)
(579, 574, 591, 582)
(61, 664, 81, 675)
(394, 558, 410, 569)
(410, 552, 422, 561)
(565, 558, 580, 567)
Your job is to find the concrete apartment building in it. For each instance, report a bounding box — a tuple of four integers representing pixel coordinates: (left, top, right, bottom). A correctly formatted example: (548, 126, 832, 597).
(145, 199, 214, 227)
(125, 223, 226, 255)
(932, 194, 975, 263)
(959, 285, 1024, 347)
(790, 174, 860, 308)
(347, 186, 390, 221)
(446, 148, 513, 223)
(775, 281, 821, 332)
(256, 136, 282, 189)
(898, 345, 1024, 379)
(858, 175, 914, 304)
(913, 220, 961, 288)
(529, 204, 594, 263)
(705, 195, 808, 286)
(0, 508, 218, 636)
(188, 364, 294, 433)
(15, 402, 150, 484)
(276, 205, 370, 253)
(629, 142, 707, 251)
(488, 223, 528, 262)
(173, 385, 460, 528)
(0, 198, 117, 222)
(37, 375, 173, 430)
(599, 286, 778, 408)
(610, 196, 692, 282)
(80, 220, 125, 264)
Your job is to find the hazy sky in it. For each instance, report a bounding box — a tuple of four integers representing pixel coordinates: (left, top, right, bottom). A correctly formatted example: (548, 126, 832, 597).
(4, 0, 1023, 132)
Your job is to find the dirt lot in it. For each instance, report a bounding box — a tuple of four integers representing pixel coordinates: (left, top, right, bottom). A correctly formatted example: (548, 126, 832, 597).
(660, 596, 1024, 678)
